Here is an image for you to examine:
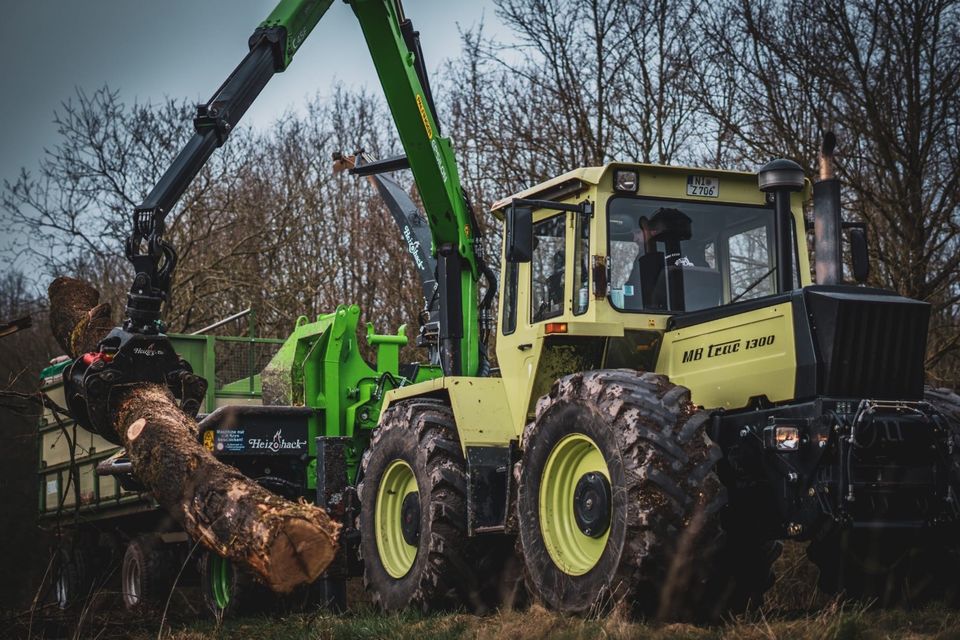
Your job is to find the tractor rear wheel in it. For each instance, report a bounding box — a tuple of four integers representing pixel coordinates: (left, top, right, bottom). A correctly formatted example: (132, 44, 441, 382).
(517, 370, 726, 618)
(359, 399, 479, 612)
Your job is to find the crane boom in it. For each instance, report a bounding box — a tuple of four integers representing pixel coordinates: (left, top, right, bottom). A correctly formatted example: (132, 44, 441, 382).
(125, 0, 335, 334)
(347, 0, 482, 377)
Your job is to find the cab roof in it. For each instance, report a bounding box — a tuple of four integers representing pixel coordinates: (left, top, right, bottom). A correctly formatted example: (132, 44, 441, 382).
(489, 162, 760, 218)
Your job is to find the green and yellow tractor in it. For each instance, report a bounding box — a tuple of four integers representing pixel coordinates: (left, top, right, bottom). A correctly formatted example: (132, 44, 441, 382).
(63, 0, 960, 618)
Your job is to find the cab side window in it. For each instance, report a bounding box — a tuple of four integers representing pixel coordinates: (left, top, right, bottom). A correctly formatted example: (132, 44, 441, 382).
(573, 213, 590, 315)
(531, 214, 566, 322)
(502, 259, 519, 335)
(726, 225, 775, 301)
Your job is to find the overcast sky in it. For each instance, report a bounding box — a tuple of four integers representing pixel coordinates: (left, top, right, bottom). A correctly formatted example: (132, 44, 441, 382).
(0, 0, 506, 279)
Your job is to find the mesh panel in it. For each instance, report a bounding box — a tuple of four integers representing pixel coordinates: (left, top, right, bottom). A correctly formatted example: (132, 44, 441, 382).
(214, 339, 283, 390)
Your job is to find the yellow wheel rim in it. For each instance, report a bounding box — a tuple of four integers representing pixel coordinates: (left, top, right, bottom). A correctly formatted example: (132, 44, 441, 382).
(375, 459, 419, 578)
(539, 433, 611, 576)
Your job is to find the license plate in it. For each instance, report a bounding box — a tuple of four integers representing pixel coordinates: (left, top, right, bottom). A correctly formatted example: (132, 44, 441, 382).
(687, 175, 719, 197)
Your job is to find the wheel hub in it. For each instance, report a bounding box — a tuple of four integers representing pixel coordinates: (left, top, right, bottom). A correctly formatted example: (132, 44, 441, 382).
(375, 459, 420, 578)
(400, 491, 420, 545)
(539, 433, 612, 576)
(573, 471, 611, 538)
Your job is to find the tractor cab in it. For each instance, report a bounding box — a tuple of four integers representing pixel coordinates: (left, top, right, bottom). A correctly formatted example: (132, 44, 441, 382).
(492, 163, 813, 425)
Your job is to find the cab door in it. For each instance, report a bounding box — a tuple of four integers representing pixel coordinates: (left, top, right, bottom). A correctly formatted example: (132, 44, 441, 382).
(497, 212, 575, 433)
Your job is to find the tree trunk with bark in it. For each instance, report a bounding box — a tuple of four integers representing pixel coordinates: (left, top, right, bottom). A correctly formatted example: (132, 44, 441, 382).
(48, 276, 340, 593)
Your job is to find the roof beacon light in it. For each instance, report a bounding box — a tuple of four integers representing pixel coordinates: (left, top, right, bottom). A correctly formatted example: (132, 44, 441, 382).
(757, 159, 805, 193)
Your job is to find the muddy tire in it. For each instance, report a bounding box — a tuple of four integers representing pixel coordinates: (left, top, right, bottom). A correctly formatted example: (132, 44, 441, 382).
(808, 387, 960, 606)
(359, 399, 479, 612)
(517, 370, 725, 618)
(121, 535, 177, 611)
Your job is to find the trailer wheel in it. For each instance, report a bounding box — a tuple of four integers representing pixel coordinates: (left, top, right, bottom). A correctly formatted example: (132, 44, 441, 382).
(517, 370, 726, 618)
(359, 399, 478, 612)
(52, 546, 88, 610)
(121, 535, 176, 611)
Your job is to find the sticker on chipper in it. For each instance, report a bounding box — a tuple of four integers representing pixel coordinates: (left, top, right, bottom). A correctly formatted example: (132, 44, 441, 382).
(246, 428, 308, 454)
(47, 480, 58, 495)
(687, 175, 719, 197)
(211, 425, 309, 455)
(214, 429, 246, 453)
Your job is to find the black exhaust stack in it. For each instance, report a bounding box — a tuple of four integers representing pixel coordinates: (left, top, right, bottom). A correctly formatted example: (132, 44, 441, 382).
(813, 132, 842, 285)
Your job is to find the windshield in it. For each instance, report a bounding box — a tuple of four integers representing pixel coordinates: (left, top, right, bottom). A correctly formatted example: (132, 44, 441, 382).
(607, 198, 778, 313)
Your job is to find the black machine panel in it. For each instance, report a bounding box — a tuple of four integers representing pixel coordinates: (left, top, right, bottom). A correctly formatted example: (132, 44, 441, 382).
(804, 287, 929, 400)
(466, 445, 513, 534)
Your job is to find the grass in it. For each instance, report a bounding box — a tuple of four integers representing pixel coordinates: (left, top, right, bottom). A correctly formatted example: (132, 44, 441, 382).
(118, 603, 960, 640)
(7, 545, 960, 639)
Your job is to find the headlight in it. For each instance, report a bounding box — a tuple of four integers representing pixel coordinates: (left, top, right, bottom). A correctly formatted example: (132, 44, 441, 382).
(763, 424, 801, 451)
(613, 169, 638, 193)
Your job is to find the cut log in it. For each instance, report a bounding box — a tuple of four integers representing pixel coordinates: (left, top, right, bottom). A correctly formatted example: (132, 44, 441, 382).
(48, 277, 340, 592)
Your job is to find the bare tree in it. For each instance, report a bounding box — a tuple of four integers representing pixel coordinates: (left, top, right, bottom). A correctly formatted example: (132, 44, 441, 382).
(692, 0, 960, 384)
(2, 86, 429, 361)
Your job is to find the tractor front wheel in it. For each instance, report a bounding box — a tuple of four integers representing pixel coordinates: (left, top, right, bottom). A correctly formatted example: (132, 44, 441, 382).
(518, 370, 726, 618)
(359, 399, 477, 612)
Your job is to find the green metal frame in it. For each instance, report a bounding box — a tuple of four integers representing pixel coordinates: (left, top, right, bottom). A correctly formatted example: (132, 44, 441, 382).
(261, 304, 441, 486)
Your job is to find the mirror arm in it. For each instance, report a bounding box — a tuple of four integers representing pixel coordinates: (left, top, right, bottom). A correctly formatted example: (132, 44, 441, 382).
(511, 198, 593, 218)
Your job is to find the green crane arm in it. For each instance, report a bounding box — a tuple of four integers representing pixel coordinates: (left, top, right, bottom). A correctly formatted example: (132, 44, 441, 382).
(122, 0, 483, 377)
(347, 0, 483, 377)
(347, 0, 477, 273)
(260, 0, 337, 70)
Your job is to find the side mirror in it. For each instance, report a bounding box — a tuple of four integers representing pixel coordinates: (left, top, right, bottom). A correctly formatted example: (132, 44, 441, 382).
(848, 227, 870, 283)
(505, 204, 533, 263)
